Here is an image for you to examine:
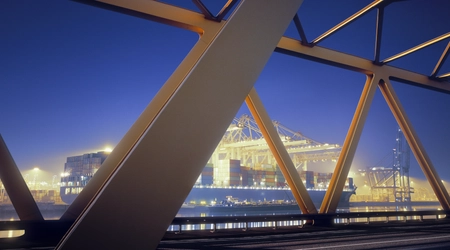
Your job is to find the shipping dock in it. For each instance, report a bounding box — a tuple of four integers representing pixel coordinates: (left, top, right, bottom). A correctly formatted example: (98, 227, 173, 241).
(59, 115, 355, 208)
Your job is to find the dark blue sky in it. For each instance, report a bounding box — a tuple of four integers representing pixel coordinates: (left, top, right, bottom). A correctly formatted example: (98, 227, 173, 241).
(1, 0, 449, 184)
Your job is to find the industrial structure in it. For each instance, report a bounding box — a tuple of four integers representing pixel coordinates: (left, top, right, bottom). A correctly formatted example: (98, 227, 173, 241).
(212, 114, 340, 172)
(361, 128, 413, 202)
(57, 115, 352, 206)
(0, 0, 449, 249)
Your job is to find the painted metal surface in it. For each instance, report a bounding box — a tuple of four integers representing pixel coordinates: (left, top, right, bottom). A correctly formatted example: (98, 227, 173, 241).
(57, 1, 303, 249)
(61, 0, 225, 222)
(0, 0, 448, 247)
(379, 79, 450, 210)
(276, 37, 450, 93)
(246, 88, 317, 214)
(382, 33, 450, 64)
(431, 42, 450, 78)
(320, 75, 380, 213)
(311, 0, 384, 45)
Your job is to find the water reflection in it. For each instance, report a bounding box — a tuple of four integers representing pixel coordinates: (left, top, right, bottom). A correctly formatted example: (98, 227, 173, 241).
(172, 205, 442, 231)
(0, 204, 442, 236)
(177, 204, 443, 218)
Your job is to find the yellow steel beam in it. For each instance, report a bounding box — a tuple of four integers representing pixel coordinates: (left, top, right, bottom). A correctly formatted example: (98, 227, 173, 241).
(61, 0, 225, 222)
(246, 88, 317, 214)
(57, 1, 303, 249)
(378, 79, 450, 210)
(437, 72, 450, 79)
(431, 42, 450, 78)
(95, 0, 221, 34)
(320, 74, 379, 213)
(79, 0, 449, 92)
(77, 0, 450, 93)
(382, 32, 450, 64)
(276, 37, 450, 93)
(311, 0, 384, 44)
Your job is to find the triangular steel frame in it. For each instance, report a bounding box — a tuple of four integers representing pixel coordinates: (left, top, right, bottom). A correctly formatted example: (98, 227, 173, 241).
(1, 0, 449, 248)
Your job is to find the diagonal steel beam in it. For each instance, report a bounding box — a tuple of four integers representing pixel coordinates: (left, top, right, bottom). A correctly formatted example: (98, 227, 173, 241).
(246, 88, 317, 214)
(311, 0, 384, 45)
(437, 72, 450, 80)
(72, 0, 221, 34)
(276, 37, 450, 93)
(378, 79, 450, 210)
(320, 74, 380, 213)
(382, 32, 450, 64)
(74, 0, 450, 91)
(0, 134, 43, 221)
(61, 0, 226, 222)
(192, 0, 238, 22)
(57, 1, 303, 249)
(431, 42, 450, 78)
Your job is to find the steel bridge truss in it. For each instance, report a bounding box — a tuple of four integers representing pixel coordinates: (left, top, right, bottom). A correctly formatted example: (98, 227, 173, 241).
(0, 0, 449, 249)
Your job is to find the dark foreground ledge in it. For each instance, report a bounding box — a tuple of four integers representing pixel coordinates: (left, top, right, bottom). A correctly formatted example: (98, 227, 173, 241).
(1, 210, 449, 249)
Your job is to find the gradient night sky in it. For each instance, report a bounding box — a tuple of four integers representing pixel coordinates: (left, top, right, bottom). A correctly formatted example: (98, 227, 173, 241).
(1, 0, 450, 186)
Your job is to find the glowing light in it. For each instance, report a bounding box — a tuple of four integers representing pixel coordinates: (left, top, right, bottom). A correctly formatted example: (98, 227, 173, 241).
(33, 167, 39, 171)
(104, 147, 113, 153)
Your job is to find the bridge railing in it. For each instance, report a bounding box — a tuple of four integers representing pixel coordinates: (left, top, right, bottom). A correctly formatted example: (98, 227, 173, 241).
(0, 210, 449, 248)
(169, 210, 450, 233)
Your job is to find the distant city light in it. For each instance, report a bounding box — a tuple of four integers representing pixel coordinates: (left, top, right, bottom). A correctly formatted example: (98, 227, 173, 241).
(104, 147, 113, 153)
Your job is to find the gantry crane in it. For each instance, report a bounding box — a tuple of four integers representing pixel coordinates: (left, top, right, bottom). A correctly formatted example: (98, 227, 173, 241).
(364, 128, 413, 202)
(209, 114, 341, 171)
